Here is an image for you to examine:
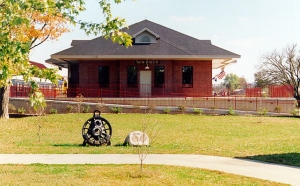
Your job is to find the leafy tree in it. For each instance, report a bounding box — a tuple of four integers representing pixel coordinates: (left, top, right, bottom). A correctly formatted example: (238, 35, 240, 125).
(25, 10, 70, 49)
(257, 44, 300, 101)
(0, 0, 133, 119)
(222, 73, 239, 92)
(254, 69, 272, 88)
(222, 74, 248, 93)
(238, 76, 248, 89)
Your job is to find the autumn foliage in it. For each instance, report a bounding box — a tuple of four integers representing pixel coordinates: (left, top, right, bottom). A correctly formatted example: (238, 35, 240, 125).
(0, 0, 133, 118)
(15, 11, 69, 49)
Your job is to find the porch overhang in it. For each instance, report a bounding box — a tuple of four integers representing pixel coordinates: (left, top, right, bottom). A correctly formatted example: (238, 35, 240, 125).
(48, 54, 240, 69)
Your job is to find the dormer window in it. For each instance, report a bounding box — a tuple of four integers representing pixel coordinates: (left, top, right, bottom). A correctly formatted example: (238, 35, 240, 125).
(140, 36, 151, 43)
(133, 28, 160, 44)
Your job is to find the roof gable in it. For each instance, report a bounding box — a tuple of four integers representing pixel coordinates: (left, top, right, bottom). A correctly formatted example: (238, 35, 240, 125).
(132, 27, 160, 44)
(133, 29, 159, 44)
(132, 27, 160, 38)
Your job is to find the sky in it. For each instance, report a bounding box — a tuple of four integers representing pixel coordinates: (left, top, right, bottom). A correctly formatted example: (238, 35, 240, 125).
(29, 0, 300, 83)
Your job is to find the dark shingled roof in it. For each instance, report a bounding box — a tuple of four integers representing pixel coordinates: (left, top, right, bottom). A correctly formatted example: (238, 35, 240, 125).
(52, 20, 240, 58)
(70, 40, 89, 47)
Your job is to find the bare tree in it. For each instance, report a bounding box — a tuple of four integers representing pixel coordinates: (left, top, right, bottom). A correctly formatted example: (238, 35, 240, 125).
(137, 119, 160, 177)
(258, 44, 300, 101)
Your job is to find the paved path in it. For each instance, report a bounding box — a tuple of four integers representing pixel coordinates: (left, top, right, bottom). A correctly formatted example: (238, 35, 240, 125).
(0, 154, 300, 185)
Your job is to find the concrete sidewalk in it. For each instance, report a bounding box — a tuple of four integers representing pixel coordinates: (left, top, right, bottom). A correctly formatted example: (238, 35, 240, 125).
(0, 154, 299, 185)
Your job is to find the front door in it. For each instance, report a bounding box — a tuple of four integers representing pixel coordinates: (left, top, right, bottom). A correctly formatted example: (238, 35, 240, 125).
(140, 71, 151, 97)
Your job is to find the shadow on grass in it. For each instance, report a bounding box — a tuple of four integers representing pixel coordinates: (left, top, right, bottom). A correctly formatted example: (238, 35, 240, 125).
(273, 115, 300, 118)
(53, 143, 128, 147)
(114, 143, 126, 147)
(53, 144, 84, 147)
(9, 114, 35, 118)
(236, 153, 300, 167)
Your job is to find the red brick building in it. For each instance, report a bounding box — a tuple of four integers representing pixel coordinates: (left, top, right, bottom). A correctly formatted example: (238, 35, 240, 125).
(47, 20, 240, 97)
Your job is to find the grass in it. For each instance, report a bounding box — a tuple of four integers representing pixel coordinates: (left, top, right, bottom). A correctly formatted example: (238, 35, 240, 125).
(1, 113, 299, 185)
(2, 114, 300, 158)
(0, 164, 287, 186)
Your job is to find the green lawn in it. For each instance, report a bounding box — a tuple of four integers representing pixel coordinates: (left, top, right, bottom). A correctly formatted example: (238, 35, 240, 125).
(1, 113, 298, 185)
(0, 164, 287, 185)
(2, 113, 300, 166)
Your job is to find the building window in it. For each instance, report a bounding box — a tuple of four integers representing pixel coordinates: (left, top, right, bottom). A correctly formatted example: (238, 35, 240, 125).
(140, 36, 150, 43)
(182, 66, 193, 88)
(127, 66, 137, 87)
(154, 66, 164, 88)
(98, 66, 109, 88)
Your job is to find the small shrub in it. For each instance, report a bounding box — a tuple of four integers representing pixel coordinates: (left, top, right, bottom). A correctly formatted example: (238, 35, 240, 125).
(163, 108, 171, 114)
(110, 106, 122, 114)
(96, 102, 105, 112)
(18, 107, 26, 114)
(147, 105, 156, 114)
(66, 105, 73, 113)
(258, 108, 268, 116)
(133, 104, 141, 113)
(228, 106, 236, 116)
(75, 94, 84, 113)
(193, 108, 203, 115)
(49, 108, 58, 114)
(8, 104, 16, 113)
(82, 105, 90, 113)
(274, 106, 281, 113)
(290, 109, 298, 116)
(178, 106, 186, 114)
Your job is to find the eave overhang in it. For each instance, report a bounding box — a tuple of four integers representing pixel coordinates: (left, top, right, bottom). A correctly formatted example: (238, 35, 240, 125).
(49, 54, 240, 69)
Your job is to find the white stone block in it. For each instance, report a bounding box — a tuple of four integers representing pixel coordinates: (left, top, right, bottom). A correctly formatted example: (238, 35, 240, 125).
(124, 131, 150, 146)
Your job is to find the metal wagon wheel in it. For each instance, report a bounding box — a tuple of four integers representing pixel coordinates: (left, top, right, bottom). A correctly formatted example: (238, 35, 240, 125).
(82, 115, 112, 146)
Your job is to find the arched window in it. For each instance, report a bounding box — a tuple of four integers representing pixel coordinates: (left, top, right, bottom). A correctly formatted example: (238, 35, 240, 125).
(140, 36, 151, 43)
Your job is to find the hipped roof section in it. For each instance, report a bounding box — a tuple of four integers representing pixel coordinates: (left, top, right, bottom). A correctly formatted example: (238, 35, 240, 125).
(50, 19, 240, 68)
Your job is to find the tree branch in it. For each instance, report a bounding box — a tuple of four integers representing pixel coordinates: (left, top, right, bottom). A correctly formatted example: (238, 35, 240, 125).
(30, 34, 50, 50)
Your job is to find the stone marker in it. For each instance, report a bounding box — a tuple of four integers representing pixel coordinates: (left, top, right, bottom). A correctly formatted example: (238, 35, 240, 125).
(124, 131, 150, 146)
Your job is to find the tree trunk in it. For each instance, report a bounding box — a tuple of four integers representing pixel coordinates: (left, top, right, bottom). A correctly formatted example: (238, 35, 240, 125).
(0, 86, 10, 119)
(296, 96, 300, 108)
(293, 86, 300, 107)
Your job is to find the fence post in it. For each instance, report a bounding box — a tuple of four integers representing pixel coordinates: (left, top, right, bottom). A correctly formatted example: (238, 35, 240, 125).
(235, 96, 237, 110)
(256, 97, 258, 111)
(214, 95, 216, 109)
(100, 89, 102, 103)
